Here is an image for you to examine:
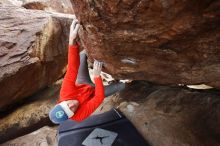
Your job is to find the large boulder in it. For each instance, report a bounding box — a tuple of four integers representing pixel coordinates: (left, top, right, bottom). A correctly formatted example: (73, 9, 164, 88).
(72, 0, 220, 88)
(97, 81, 220, 146)
(120, 82, 220, 146)
(0, 3, 73, 110)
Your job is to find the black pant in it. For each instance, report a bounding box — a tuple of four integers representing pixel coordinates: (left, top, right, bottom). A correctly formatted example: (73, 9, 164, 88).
(76, 50, 125, 97)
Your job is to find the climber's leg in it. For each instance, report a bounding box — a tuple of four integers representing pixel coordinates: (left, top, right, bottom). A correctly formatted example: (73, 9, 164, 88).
(104, 82, 126, 97)
(76, 50, 125, 95)
(76, 50, 94, 86)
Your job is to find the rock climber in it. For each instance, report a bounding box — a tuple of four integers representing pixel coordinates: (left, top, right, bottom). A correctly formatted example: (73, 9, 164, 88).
(49, 18, 125, 124)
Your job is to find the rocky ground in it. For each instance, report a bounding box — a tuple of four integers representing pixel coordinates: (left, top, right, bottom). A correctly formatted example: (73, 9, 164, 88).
(1, 0, 74, 13)
(2, 126, 58, 146)
(0, 3, 75, 110)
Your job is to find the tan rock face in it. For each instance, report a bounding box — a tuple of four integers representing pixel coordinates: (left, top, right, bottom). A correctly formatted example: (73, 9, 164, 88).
(22, 0, 74, 13)
(0, 4, 73, 110)
(72, 0, 220, 88)
(2, 0, 74, 13)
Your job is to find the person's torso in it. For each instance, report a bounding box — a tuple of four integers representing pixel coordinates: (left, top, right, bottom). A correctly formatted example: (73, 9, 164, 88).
(75, 84, 95, 104)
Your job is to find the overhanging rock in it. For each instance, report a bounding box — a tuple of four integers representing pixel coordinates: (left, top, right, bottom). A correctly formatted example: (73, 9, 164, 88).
(72, 0, 220, 88)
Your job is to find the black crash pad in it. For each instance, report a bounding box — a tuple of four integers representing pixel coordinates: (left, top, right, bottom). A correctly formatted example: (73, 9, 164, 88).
(58, 108, 149, 146)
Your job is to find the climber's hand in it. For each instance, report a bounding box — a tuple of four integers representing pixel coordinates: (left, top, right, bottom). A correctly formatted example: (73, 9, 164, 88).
(69, 18, 80, 45)
(93, 60, 103, 77)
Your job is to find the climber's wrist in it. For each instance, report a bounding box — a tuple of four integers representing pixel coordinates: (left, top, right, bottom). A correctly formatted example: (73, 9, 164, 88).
(69, 39, 77, 46)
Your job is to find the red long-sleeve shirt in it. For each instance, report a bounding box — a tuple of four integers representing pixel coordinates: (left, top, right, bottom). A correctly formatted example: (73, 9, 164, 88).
(58, 44, 104, 122)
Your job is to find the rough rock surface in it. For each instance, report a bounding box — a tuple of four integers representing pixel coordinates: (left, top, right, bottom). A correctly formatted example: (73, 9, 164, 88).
(0, 80, 61, 144)
(72, 0, 220, 88)
(119, 82, 220, 146)
(0, 3, 73, 110)
(1, 126, 57, 146)
(1, 0, 74, 13)
(97, 81, 220, 146)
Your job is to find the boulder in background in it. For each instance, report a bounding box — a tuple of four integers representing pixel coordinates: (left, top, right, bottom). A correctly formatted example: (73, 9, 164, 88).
(0, 3, 73, 110)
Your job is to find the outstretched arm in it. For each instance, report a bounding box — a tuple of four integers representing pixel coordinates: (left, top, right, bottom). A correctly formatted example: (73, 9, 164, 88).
(71, 61, 105, 121)
(87, 61, 105, 107)
(59, 19, 80, 102)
